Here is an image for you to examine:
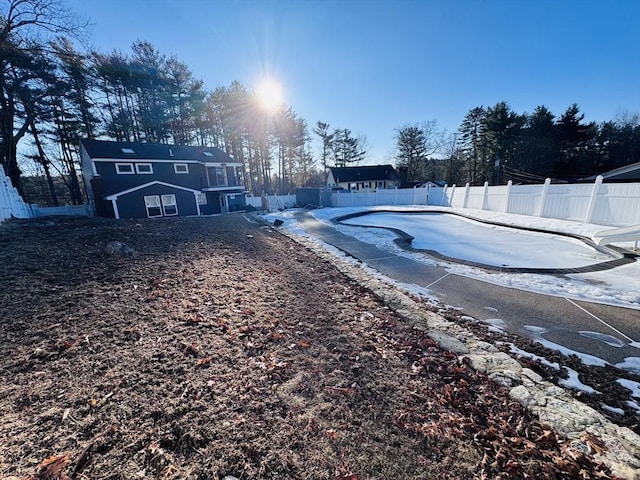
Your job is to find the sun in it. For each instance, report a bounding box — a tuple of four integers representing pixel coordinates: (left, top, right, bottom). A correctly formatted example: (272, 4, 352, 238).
(256, 79, 284, 112)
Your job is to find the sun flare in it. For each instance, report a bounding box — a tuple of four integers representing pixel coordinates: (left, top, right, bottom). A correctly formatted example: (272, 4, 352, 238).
(256, 79, 284, 112)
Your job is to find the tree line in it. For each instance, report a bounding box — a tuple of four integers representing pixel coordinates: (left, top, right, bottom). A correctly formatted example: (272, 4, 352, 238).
(2, 1, 638, 207)
(396, 102, 640, 187)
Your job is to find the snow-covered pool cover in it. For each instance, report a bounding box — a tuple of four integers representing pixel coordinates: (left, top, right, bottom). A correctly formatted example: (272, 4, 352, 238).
(341, 212, 611, 269)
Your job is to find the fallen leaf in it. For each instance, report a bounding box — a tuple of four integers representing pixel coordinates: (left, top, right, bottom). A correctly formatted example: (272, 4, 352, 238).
(31, 454, 70, 480)
(297, 341, 311, 348)
(196, 356, 212, 366)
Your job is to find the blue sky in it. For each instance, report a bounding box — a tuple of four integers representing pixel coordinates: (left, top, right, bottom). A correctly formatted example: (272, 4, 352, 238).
(68, 0, 640, 164)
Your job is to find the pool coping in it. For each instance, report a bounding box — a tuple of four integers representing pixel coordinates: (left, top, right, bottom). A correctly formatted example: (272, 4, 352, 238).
(331, 209, 639, 275)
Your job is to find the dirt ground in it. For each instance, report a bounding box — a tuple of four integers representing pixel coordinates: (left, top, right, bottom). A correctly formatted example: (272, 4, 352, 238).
(0, 214, 634, 479)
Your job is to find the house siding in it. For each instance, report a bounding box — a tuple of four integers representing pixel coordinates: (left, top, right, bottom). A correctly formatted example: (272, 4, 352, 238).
(115, 184, 198, 219)
(80, 140, 247, 219)
(95, 160, 207, 195)
(199, 192, 221, 215)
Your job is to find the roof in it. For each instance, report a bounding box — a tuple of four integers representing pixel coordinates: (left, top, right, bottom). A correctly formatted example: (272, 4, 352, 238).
(329, 165, 399, 183)
(80, 139, 235, 163)
(581, 161, 640, 182)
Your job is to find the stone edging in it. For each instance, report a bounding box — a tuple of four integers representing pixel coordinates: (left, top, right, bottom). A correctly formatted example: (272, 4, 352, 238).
(270, 222, 640, 480)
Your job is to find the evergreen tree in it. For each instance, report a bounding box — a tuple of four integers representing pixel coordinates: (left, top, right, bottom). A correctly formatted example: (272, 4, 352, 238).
(458, 107, 487, 185)
(554, 104, 596, 177)
(332, 128, 365, 166)
(313, 121, 334, 176)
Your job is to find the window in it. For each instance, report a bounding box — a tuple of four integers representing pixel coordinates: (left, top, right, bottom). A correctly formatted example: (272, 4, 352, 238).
(377, 181, 384, 188)
(135, 163, 153, 174)
(174, 163, 189, 174)
(116, 163, 134, 174)
(161, 194, 178, 216)
(144, 195, 162, 217)
(197, 193, 207, 205)
(121, 148, 136, 154)
(203, 151, 214, 157)
(349, 183, 357, 190)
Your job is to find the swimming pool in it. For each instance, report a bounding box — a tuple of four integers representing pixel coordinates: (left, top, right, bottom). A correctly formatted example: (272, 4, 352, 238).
(338, 211, 617, 271)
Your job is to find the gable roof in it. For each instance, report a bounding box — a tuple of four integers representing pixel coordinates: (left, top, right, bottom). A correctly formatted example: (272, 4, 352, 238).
(80, 139, 235, 163)
(329, 165, 399, 183)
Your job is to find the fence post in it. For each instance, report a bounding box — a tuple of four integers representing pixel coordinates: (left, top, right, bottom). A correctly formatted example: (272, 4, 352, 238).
(462, 183, 470, 209)
(449, 185, 456, 207)
(440, 184, 448, 206)
(351, 189, 354, 207)
(481, 182, 489, 210)
(536, 178, 551, 217)
(413, 186, 416, 205)
(584, 175, 603, 224)
(504, 180, 512, 213)
(393, 187, 397, 205)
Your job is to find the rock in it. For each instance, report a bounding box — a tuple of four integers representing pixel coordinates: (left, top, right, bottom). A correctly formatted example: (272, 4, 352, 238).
(511, 385, 536, 408)
(273, 219, 284, 226)
(427, 331, 469, 354)
(105, 240, 135, 256)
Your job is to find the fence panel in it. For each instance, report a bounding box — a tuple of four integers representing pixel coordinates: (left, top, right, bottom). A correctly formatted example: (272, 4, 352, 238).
(592, 183, 640, 226)
(542, 183, 593, 221)
(323, 179, 639, 227)
(246, 194, 297, 211)
(0, 165, 32, 221)
(31, 204, 93, 218)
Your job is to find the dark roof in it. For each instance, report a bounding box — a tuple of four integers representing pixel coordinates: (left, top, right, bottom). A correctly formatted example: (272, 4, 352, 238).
(80, 139, 235, 163)
(329, 165, 399, 183)
(581, 161, 640, 182)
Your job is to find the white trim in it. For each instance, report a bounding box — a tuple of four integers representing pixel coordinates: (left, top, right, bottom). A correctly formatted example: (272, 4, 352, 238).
(92, 158, 244, 167)
(135, 163, 154, 174)
(161, 194, 178, 216)
(203, 162, 243, 167)
(201, 185, 246, 192)
(174, 163, 189, 174)
(111, 198, 120, 219)
(105, 181, 201, 200)
(144, 195, 163, 218)
(194, 192, 202, 216)
(115, 163, 135, 174)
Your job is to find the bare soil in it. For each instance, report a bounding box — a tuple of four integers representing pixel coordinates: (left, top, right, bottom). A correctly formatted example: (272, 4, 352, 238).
(0, 214, 629, 479)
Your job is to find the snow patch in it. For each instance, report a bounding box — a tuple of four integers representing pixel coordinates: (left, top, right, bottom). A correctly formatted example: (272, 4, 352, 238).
(508, 344, 560, 370)
(559, 367, 600, 394)
(522, 325, 608, 367)
(614, 357, 640, 374)
(579, 331, 625, 348)
(483, 318, 506, 333)
(617, 378, 640, 398)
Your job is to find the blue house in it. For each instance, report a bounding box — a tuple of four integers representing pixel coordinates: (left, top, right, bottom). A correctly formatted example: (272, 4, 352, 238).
(80, 139, 246, 219)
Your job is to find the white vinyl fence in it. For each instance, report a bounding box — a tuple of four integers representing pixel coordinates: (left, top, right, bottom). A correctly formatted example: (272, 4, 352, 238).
(31, 204, 93, 217)
(246, 194, 297, 211)
(443, 178, 640, 227)
(282, 178, 639, 227)
(331, 186, 430, 208)
(0, 165, 32, 222)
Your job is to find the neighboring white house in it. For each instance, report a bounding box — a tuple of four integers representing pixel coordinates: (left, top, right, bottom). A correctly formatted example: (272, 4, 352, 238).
(327, 165, 401, 191)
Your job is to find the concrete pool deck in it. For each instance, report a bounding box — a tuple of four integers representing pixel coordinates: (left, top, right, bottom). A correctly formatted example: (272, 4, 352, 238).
(290, 211, 640, 368)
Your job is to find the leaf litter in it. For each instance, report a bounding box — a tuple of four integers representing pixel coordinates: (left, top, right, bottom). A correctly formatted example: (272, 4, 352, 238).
(0, 215, 627, 479)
